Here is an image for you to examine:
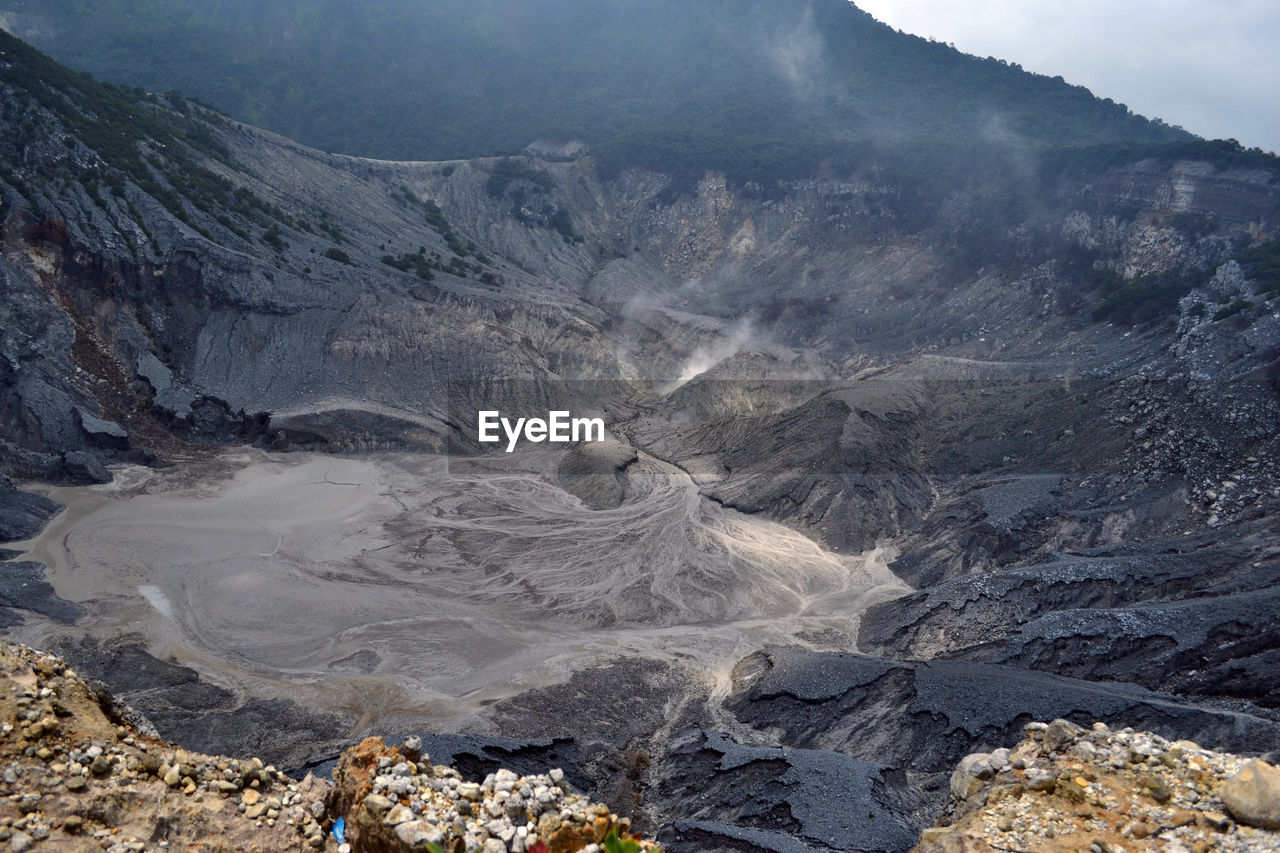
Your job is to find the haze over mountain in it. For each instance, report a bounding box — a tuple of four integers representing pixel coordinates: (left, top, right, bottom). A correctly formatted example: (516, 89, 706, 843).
(0, 0, 1193, 177)
(857, 0, 1280, 154)
(1, 3, 1279, 851)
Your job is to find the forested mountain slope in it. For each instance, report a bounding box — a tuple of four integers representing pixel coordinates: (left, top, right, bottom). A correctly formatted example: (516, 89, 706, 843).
(1, 0, 1193, 182)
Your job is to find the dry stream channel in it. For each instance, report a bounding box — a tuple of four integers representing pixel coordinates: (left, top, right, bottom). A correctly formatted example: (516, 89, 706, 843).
(10, 449, 908, 730)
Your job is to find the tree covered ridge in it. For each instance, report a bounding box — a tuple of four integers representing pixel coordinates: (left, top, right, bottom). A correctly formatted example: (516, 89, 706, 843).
(0, 29, 308, 247)
(1, 0, 1190, 179)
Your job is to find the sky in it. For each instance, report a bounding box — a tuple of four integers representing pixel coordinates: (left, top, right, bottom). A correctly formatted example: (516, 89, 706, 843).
(853, 0, 1280, 154)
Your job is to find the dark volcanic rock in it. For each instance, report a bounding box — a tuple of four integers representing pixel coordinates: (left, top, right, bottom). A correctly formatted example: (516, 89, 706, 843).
(883, 474, 1074, 589)
(54, 637, 355, 771)
(858, 549, 1243, 659)
(663, 821, 829, 853)
(656, 730, 931, 853)
(266, 408, 443, 453)
(884, 475, 1197, 589)
(0, 484, 60, 541)
(157, 395, 270, 444)
(54, 636, 201, 693)
(972, 474, 1064, 534)
(0, 560, 82, 626)
(727, 646, 1280, 774)
(477, 656, 934, 851)
(484, 657, 700, 750)
(959, 584, 1280, 708)
(73, 406, 130, 451)
(0, 246, 98, 464)
(0, 442, 74, 483)
(61, 450, 111, 484)
(859, 541, 1280, 709)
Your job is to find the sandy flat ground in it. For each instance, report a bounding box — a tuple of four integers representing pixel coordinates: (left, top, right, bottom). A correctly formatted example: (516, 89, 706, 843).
(10, 448, 908, 728)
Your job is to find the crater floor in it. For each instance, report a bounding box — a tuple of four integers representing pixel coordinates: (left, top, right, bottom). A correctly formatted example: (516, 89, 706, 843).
(10, 449, 907, 730)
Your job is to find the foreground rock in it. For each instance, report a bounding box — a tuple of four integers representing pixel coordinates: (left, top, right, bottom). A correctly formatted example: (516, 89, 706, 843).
(1221, 760, 1280, 831)
(0, 638, 327, 852)
(916, 720, 1280, 853)
(331, 736, 659, 853)
(0, 639, 659, 852)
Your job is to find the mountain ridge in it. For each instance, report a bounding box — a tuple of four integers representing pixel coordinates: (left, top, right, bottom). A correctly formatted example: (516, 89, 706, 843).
(0, 0, 1196, 180)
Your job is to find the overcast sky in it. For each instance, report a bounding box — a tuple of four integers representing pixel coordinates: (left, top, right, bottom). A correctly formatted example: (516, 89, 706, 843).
(854, 0, 1280, 154)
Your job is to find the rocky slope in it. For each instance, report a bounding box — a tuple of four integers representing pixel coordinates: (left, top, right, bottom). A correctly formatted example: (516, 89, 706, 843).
(4, 630, 1279, 853)
(916, 719, 1280, 852)
(0, 637, 658, 852)
(0, 636, 335, 852)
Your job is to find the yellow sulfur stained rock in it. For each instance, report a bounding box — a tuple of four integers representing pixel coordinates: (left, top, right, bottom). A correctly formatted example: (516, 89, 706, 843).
(1221, 760, 1280, 830)
(913, 722, 1280, 853)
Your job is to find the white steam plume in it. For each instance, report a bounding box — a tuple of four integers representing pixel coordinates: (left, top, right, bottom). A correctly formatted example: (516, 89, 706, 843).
(678, 318, 757, 382)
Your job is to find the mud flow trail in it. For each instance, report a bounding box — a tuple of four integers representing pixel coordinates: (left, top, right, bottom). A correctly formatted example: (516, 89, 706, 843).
(13, 449, 907, 727)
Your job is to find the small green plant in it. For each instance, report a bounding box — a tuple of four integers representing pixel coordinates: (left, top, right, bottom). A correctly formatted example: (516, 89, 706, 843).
(261, 224, 284, 250)
(604, 829, 661, 853)
(424, 841, 471, 853)
(602, 829, 643, 853)
(1213, 298, 1254, 321)
(1092, 267, 1211, 325)
(486, 158, 555, 198)
(382, 252, 435, 280)
(1236, 235, 1280, 297)
(323, 247, 351, 264)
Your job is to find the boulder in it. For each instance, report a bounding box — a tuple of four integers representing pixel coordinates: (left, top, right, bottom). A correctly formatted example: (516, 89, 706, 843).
(61, 451, 111, 484)
(950, 753, 993, 799)
(1221, 760, 1280, 830)
(73, 407, 130, 451)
